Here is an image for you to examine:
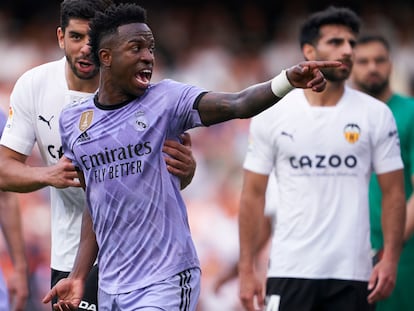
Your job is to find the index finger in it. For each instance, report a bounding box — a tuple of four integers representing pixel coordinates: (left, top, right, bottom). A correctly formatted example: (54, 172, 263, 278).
(367, 279, 383, 304)
(311, 60, 342, 68)
(367, 287, 380, 304)
(42, 288, 56, 304)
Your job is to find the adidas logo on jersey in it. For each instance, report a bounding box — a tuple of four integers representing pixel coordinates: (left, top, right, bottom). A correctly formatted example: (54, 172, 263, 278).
(77, 131, 91, 143)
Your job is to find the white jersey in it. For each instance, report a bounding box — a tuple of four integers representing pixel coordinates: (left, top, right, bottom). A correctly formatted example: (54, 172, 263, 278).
(264, 173, 278, 222)
(1, 57, 92, 272)
(244, 87, 403, 281)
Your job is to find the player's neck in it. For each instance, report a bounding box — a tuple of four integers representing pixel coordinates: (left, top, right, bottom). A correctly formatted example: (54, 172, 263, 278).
(303, 81, 345, 107)
(376, 88, 393, 103)
(67, 76, 99, 93)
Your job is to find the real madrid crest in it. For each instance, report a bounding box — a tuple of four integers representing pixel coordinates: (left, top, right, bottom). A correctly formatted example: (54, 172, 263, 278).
(343, 123, 360, 144)
(133, 110, 148, 131)
(79, 110, 94, 132)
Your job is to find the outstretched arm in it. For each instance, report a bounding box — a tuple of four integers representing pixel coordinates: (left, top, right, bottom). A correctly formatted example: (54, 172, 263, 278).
(163, 132, 196, 190)
(197, 61, 340, 126)
(0, 191, 28, 311)
(0, 146, 80, 192)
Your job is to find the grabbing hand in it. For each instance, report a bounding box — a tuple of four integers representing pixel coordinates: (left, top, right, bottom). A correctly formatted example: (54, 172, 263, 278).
(163, 132, 196, 190)
(46, 156, 81, 189)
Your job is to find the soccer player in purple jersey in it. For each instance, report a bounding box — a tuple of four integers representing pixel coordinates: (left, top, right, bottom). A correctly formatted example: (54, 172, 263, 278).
(42, 3, 340, 310)
(0, 1, 196, 310)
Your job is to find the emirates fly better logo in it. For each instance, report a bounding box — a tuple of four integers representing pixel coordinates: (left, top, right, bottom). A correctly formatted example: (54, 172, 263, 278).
(343, 123, 360, 144)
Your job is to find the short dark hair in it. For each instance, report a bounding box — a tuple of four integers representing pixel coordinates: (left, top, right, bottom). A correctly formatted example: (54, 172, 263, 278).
(60, 0, 113, 32)
(89, 3, 147, 66)
(357, 34, 390, 51)
(299, 6, 361, 48)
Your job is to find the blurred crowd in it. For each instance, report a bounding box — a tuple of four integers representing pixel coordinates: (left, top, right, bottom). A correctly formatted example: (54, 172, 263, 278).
(0, 0, 413, 310)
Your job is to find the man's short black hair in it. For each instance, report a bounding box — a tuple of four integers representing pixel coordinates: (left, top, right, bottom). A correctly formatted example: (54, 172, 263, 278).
(357, 34, 390, 51)
(299, 6, 361, 48)
(60, 0, 112, 31)
(89, 3, 148, 66)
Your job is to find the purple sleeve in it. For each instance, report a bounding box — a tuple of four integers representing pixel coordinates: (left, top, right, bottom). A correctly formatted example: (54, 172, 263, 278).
(0, 111, 7, 135)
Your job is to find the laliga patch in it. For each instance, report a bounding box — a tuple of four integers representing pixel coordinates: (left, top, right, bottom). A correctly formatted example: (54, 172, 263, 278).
(132, 110, 148, 131)
(5, 106, 14, 130)
(79, 110, 94, 132)
(343, 123, 360, 144)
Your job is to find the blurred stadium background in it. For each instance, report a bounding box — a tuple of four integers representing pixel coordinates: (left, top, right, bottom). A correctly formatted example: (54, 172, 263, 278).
(0, 0, 413, 310)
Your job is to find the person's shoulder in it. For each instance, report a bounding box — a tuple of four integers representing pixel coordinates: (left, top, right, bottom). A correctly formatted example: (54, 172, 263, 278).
(148, 79, 207, 99)
(151, 78, 197, 89)
(264, 88, 303, 112)
(22, 57, 64, 76)
(251, 90, 301, 123)
(346, 86, 380, 102)
(62, 94, 94, 114)
(344, 88, 397, 124)
(16, 58, 65, 84)
(346, 87, 388, 109)
(391, 93, 414, 107)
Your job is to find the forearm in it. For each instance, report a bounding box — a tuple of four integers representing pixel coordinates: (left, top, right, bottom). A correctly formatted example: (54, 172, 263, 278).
(70, 207, 98, 281)
(0, 146, 81, 192)
(0, 148, 48, 192)
(381, 189, 406, 262)
(0, 164, 50, 192)
(238, 196, 266, 274)
(0, 192, 27, 272)
(256, 216, 272, 254)
(197, 61, 339, 126)
(404, 192, 414, 241)
(198, 81, 278, 126)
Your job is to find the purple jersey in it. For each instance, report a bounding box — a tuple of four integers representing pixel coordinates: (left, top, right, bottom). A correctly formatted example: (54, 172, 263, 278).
(0, 110, 6, 135)
(60, 79, 206, 294)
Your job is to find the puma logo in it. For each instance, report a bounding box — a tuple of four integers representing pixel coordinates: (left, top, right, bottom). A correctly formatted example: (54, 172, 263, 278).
(38, 115, 54, 129)
(281, 131, 294, 141)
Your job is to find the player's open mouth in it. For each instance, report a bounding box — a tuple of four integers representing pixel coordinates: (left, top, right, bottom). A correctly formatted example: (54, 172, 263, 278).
(77, 60, 95, 73)
(135, 69, 152, 86)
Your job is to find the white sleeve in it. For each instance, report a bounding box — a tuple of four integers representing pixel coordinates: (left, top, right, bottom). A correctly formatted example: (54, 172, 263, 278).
(264, 172, 278, 219)
(243, 114, 274, 175)
(371, 105, 403, 174)
(0, 72, 36, 155)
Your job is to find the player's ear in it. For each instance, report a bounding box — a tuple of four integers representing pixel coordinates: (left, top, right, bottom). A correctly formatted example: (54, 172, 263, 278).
(57, 27, 65, 49)
(303, 43, 316, 61)
(99, 48, 112, 67)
